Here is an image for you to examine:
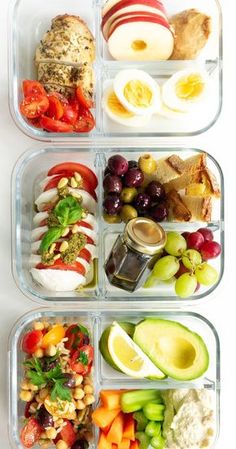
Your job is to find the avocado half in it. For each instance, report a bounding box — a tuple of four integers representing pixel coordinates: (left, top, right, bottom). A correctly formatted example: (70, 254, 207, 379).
(133, 318, 209, 381)
(99, 322, 135, 371)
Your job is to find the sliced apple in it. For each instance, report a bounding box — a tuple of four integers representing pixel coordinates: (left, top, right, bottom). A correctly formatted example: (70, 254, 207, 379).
(102, 0, 167, 40)
(102, 0, 166, 18)
(108, 12, 167, 39)
(108, 16, 174, 61)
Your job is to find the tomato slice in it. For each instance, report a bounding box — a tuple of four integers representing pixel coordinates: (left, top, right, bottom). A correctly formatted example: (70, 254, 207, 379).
(47, 95, 64, 120)
(48, 91, 69, 106)
(77, 220, 93, 230)
(20, 418, 42, 448)
(79, 248, 92, 263)
(28, 118, 42, 128)
(22, 330, 43, 354)
(76, 85, 93, 109)
(62, 104, 78, 125)
(40, 116, 74, 133)
(69, 345, 94, 374)
(20, 95, 49, 119)
(23, 80, 46, 97)
(36, 258, 86, 276)
(74, 107, 95, 133)
(56, 420, 76, 447)
(65, 324, 89, 351)
(69, 95, 80, 115)
(48, 163, 98, 190)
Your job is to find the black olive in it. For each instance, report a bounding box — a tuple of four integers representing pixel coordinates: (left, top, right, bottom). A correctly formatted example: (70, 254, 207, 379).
(71, 439, 89, 449)
(37, 406, 54, 428)
(63, 373, 76, 388)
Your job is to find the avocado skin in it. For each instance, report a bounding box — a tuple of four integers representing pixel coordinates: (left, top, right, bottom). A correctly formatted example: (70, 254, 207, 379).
(99, 322, 135, 371)
(133, 318, 209, 381)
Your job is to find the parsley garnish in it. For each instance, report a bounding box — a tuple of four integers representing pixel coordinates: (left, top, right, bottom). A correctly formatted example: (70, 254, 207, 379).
(24, 357, 72, 402)
(78, 351, 88, 366)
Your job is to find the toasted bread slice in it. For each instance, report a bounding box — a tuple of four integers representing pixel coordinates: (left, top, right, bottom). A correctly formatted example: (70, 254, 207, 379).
(164, 170, 202, 193)
(167, 189, 192, 222)
(182, 153, 207, 173)
(144, 155, 185, 185)
(181, 195, 212, 222)
(200, 168, 221, 197)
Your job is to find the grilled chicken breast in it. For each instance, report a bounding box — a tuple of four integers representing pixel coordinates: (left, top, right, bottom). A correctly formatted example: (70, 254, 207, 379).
(35, 15, 95, 99)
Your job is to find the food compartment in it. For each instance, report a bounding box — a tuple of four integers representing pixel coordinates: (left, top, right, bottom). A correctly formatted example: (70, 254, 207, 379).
(101, 148, 224, 302)
(12, 146, 99, 303)
(98, 0, 221, 63)
(9, 309, 220, 449)
(8, 0, 222, 140)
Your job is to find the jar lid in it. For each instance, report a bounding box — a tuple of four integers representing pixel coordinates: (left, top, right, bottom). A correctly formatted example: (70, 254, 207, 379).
(124, 218, 167, 256)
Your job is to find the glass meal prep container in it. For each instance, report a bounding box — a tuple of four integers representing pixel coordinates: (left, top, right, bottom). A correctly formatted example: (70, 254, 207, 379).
(8, 0, 222, 140)
(12, 145, 224, 306)
(8, 308, 220, 449)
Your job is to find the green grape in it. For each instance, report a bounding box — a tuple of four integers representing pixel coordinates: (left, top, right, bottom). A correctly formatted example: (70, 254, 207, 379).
(144, 274, 160, 289)
(153, 256, 180, 281)
(150, 435, 166, 449)
(165, 232, 187, 257)
(182, 249, 202, 270)
(195, 263, 219, 286)
(175, 273, 198, 298)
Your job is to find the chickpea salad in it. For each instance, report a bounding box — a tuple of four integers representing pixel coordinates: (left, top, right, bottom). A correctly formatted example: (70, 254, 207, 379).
(19, 321, 95, 449)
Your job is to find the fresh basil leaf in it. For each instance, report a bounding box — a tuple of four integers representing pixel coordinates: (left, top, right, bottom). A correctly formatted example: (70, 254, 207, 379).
(70, 325, 80, 335)
(78, 351, 89, 366)
(78, 324, 89, 336)
(57, 207, 69, 227)
(67, 207, 82, 225)
(40, 227, 64, 253)
(46, 364, 63, 381)
(54, 196, 78, 217)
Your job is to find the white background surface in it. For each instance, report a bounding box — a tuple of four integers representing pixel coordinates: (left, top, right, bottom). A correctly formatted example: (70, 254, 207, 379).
(0, 0, 235, 447)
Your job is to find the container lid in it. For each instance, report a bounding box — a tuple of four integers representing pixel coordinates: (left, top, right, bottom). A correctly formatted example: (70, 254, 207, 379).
(124, 218, 167, 256)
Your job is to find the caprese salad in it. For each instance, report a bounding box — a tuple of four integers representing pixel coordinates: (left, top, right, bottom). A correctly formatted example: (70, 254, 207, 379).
(30, 162, 98, 292)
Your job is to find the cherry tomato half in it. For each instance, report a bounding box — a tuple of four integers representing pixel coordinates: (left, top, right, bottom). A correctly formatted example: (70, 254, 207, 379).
(47, 163, 98, 191)
(65, 324, 90, 351)
(55, 420, 76, 447)
(22, 330, 43, 354)
(62, 104, 78, 125)
(74, 107, 95, 133)
(47, 95, 64, 120)
(40, 116, 74, 133)
(23, 80, 46, 97)
(69, 345, 94, 375)
(20, 95, 49, 119)
(20, 417, 42, 448)
(76, 85, 93, 109)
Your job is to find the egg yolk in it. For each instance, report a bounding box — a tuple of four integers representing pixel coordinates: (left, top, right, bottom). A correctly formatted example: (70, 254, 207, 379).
(108, 91, 134, 117)
(124, 80, 153, 109)
(175, 74, 204, 100)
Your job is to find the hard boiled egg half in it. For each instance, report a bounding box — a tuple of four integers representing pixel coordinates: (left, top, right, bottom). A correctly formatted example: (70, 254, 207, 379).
(102, 69, 161, 127)
(161, 69, 210, 115)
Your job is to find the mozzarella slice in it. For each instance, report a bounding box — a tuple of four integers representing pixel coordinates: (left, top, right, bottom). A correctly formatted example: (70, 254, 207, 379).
(31, 225, 97, 244)
(30, 268, 86, 292)
(35, 188, 97, 213)
(33, 211, 98, 230)
(31, 241, 97, 259)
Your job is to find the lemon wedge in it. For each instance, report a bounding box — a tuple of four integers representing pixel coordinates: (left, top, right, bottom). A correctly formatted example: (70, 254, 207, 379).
(107, 322, 166, 379)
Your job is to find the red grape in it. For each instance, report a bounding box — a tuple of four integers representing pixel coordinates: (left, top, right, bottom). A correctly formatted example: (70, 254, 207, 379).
(182, 232, 190, 241)
(197, 228, 214, 242)
(200, 241, 222, 260)
(195, 282, 201, 292)
(175, 261, 190, 279)
(187, 232, 205, 250)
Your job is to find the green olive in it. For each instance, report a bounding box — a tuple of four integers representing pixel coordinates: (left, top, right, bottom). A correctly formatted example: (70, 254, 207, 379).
(138, 154, 157, 175)
(120, 187, 138, 203)
(103, 213, 122, 224)
(120, 205, 138, 223)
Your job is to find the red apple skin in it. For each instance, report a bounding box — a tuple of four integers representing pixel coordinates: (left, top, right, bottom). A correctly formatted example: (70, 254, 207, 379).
(108, 14, 172, 40)
(108, 11, 168, 38)
(102, 0, 167, 38)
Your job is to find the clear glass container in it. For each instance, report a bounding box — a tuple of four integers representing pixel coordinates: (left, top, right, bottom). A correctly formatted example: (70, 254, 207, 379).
(12, 144, 224, 306)
(8, 0, 222, 140)
(8, 308, 220, 449)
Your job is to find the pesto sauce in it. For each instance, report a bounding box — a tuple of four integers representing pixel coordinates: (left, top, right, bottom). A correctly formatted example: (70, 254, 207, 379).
(47, 211, 60, 228)
(62, 233, 87, 265)
(41, 252, 56, 266)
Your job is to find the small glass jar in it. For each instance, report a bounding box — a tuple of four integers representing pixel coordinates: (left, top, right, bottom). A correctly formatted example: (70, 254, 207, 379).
(105, 218, 167, 292)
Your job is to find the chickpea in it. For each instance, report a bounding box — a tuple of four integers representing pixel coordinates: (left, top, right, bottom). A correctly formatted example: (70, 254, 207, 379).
(20, 390, 33, 402)
(83, 376, 93, 385)
(84, 384, 93, 395)
(83, 395, 95, 406)
(56, 440, 68, 449)
(21, 380, 30, 391)
(74, 374, 83, 386)
(33, 348, 44, 358)
(28, 383, 39, 392)
(74, 388, 85, 400)
(33, 321, 45, 331)
(39, 439, 51, 448)
(46, 427, 57, 440)
(45, 344, 57, 357)
(39, 388, 49, 401)
(76, 400, 86, 410)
